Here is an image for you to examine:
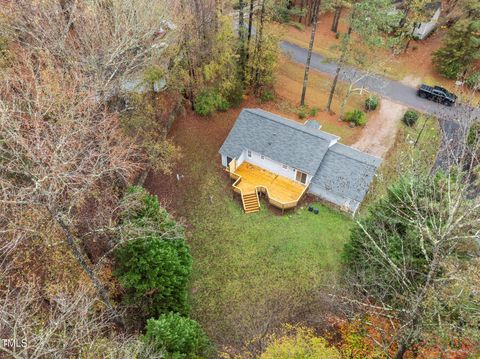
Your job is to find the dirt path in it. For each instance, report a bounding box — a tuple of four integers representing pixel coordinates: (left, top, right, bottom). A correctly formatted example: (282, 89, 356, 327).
(351, 99, 407, 158)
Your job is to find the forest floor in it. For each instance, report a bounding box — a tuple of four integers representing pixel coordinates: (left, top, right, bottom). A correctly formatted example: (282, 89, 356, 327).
(276, 11, 453, 89)
(274, 55, 366, 144)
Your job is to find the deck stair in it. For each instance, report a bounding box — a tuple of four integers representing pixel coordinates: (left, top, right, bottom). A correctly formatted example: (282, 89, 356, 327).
(242, 191, 260, 214)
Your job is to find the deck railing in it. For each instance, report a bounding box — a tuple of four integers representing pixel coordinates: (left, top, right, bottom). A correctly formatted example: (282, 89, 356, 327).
(227, 168, 307, 211)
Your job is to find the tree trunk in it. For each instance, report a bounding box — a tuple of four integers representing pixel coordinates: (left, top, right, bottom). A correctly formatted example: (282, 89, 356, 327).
(245, 0, 255, 69)
(308, 0, 315, 26)
(393, 248, 442, 359)
(301, 0, 321, 106)
(49, 208, 125, 329)
(247, 0, 254, 44)
(331, 6, 342, 32)
(239, 0, 245, 39)
(299, 0, 305, 23)
(394, 342, 409, 359)
(239, 0, 246, 82)
(326, 26, 352, 112)
(253, 0, 266, 94)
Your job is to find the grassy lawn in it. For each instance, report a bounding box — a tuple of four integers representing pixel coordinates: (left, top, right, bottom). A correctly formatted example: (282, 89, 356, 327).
(145, 105, 353, 351)
(190, 183, 352, 347)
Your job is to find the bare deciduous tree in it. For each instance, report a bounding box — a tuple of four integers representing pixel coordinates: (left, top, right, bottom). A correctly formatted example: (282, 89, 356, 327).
(0, 49, 143, 326)
(339, 125, 480, 357)
(2, 0, 180, 99)
(0, 268, 161, 359)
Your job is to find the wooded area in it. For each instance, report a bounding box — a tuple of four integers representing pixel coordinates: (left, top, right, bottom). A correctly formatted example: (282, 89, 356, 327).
(0, 0, 479, 357)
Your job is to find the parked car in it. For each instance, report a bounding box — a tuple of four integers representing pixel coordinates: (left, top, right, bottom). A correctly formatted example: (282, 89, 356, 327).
(417, 84, 457, 106)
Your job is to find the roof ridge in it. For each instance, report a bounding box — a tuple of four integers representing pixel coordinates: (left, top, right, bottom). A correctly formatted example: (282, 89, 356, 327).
(331, 142, 382, 162)
(244, 108, 339, 141)
(330, 150, 378, 169)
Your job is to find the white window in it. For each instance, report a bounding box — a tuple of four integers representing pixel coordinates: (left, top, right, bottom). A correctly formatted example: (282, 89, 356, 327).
(261, 155, 264, 159)
(247, 150, 252, 157)
(282, 164, 288, 169)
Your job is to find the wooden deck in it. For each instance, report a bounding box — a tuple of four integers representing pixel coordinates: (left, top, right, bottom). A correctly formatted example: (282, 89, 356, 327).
(232, 162, 306, 207)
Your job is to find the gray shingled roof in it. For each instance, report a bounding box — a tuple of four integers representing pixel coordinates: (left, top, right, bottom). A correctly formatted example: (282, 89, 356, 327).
(310, 143, 381, 203)
(219, 109, 338, 175)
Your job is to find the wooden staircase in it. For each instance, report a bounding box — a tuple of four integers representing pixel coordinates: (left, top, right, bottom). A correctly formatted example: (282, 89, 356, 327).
(242, 191, 260, 214)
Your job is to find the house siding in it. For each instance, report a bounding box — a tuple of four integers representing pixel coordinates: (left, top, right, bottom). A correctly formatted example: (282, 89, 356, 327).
(413, 7, 440, 39)
(245, 150, 312, 185)
(308, 184, 360, 214)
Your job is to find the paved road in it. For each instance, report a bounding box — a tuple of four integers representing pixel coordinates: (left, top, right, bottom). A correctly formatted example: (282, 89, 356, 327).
(281, 41, 480, 168)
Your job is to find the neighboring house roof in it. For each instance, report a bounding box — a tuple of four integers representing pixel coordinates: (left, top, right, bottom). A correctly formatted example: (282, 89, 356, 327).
(310, 143, 382, 203)
(219, 108, 339, 175)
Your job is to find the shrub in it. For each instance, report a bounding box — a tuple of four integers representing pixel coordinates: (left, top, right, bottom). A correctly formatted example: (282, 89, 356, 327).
(260, 90, 275, 102)
(260, 325, 340, 359)
(365, 96, 379, 111)
(120, 186, 181, 237)
(114, 235, 192, 318)
(466, 72, 480, 89)
(194, 89, 230, 116)
(344, 109, 367, 126)
(114, 187, 191, 319)
(297, 105, 308, 120)
(224, 81, 244, 107)
(144, 313, 211, 358)
(403, 109, 419, 127)
(309, 107, 319, 117)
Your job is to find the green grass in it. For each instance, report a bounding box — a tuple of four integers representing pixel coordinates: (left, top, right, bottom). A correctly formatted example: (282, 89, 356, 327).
(149, 106, 353, 348)
(176, 149, 353, 346)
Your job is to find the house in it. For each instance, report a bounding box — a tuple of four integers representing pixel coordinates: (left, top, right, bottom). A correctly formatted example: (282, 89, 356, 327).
(392, 0, 441, 40)
(412, 2, 441, 40)
(219, 109, 382, 214)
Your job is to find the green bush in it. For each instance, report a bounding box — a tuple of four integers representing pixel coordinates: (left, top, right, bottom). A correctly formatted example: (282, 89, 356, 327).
(365, 96, 379, 111)
(344, 109, 367, 126)
(120, 186, 181, 237)
(114, 235, 192, 318)
(297, 105, 308, 120)
(403, 110, 419, 127)
(144, 313, 211, 359)
(466, 72, 480, 89)
(260, 90, 275, 102)
(309, 107, 319, 117)
(114, 187, 191, 319)
(194, 89, 230, 116)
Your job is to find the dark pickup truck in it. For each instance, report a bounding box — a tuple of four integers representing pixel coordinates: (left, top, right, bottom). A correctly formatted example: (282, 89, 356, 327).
(417, 84, 457, 106)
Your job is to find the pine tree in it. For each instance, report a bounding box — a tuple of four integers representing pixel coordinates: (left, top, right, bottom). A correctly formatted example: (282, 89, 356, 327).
(433, 1, 480, 79)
